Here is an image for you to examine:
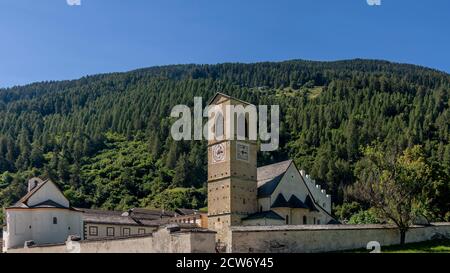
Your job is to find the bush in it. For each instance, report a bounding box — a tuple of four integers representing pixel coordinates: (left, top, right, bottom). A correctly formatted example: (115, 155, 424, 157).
(333, 202, 362, 222)
(348, 208, 382, 224)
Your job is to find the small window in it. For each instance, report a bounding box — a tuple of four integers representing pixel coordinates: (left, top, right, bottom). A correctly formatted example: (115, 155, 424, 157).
(89, 226, 98, 236)
(243, 198, 246, 205)
(285, 215, 289, 225)
(138, 228, 145, 235)
(107, 227, 115, 237)
(123, 228, 130, 236)
(52, 217, 57, 225)
(317, 220, 321, 225)
(303, 216, 307, 225)
(314, 217, 316, 224)
(260, 206, 263, 212)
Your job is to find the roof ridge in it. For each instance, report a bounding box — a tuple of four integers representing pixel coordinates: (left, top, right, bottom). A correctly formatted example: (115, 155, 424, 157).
(257, 159, 292, 170)
(15, 179, 49, 206)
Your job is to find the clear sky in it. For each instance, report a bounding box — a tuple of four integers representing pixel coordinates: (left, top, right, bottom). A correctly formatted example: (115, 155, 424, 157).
(0, 0, 449, 88)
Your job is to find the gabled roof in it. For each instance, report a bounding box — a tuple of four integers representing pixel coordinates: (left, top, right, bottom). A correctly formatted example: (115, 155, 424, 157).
(8, 178, 70, 210)
(257, 160, 292, 198)
(13, 179, 49, 207)
(304, 195, 319, 212)
(207, 92, 251, 106)
(271, 193, 310, 210)
(287, 195, 309, 209)
(271, 193, 289, 208)
(242, 211, 285, 221)
(29, 200, 67, 209)
(257, 173, 284, 198)
(257, 160, 292, 185)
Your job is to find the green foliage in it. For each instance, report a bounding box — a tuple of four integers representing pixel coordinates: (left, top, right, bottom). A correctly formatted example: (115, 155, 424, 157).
(0, 59, 447, 214)
(350, 145, 435, 243)
(333, 201, 362, 222)
(141, 187, 205, 211)
(348, 208, 382, 224)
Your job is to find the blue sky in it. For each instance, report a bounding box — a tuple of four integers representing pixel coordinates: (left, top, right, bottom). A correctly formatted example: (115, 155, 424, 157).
(0, 0, 449, 88)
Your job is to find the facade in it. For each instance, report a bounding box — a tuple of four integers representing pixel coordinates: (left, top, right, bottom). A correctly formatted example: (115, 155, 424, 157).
(2, 178, 208, 251)
(206, 93, 336, 250)
(169, 209, 208, 228)
(207, 93, 259, 246)
(2, 177, 83, 251)
(81, 208, 163, 240)
(248, 159, 333, 226)
(83, 208, 207, 240)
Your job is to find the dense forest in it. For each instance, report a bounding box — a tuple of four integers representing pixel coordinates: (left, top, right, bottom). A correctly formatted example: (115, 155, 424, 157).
(0, 59, 449, 224)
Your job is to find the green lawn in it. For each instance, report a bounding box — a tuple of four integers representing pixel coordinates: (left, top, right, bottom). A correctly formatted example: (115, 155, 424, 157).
(347, 239, 450, 253)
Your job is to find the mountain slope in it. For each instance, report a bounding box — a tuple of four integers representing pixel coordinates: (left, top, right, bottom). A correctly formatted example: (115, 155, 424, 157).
(0, 59, 448, 221)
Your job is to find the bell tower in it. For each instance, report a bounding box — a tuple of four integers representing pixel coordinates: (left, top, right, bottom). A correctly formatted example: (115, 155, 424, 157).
(206, 93, 258, 249)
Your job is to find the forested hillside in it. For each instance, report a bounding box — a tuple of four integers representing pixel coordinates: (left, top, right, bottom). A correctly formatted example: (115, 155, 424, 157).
(0, 59, 449, 223)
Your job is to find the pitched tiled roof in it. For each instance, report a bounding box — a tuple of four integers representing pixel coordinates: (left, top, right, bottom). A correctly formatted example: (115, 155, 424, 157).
(257, 173, 284, 197)
(257, 160, 292, 198)
(242, 210, 285, 221)
(12, 179, 49, 208)
(81, 208, 172, 227)
(271, 193, 289, 208)
(287, 195, 309, 209)
(271, 193, 310, 209)
(129, 208, 175, 218)
(29, 200, 67, 209)
(175, 208, 200, 216)
(305, 195, 319, 212)
(257, 160, 292, 185)
(8, 179, 75, 210)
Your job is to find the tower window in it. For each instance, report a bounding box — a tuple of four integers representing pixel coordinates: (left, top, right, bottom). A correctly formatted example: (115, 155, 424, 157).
(260, 206, 263, 212)
(303, 216, 307, 225)
(214, 112, 224, 139)
(285, 215, 289, 225)
(53, 217, 57, 225)
(245, 118, 249, 139)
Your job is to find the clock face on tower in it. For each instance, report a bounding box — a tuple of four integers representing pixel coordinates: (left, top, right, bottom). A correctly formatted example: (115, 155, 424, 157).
(212, 143, 226, 163)
(236, 142, 249, 162)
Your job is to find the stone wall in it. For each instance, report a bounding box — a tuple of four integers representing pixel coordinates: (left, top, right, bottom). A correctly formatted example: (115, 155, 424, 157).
(7, 226, 216, 253)
(230, 223, 450, 253)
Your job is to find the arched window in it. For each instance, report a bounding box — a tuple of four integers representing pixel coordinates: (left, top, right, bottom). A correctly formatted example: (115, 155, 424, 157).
(260, 206, 263, 212)
(237, 113, 249, 139)
(285, 215, 289, 225)
(214, 112, 224, 139)
(245, 118, 249, 139)
(303, 216, 307, 225)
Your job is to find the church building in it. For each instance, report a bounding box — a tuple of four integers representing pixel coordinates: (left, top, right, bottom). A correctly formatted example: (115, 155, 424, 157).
(206, 93, 335, 246)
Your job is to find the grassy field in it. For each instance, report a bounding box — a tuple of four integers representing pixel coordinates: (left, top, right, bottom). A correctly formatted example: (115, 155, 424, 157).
(347, 239, 450, 253)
